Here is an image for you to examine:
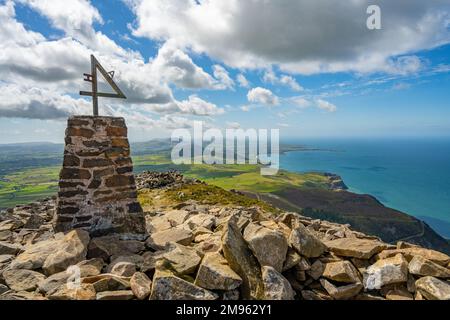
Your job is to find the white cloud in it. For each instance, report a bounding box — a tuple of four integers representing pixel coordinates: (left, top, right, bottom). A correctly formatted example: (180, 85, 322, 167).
(236, 73, 249, 88)
(316, 99, 337, 112)
(152, 41, 217, 90)
(127, 0, 450, 75)
(213, 65, 234, 90)
(176, 95, 225, 116)
(292, 97, 312, 109)
(247, 87, 279, 106)
(0, 83, 90, 119)
(0, 1, 225, 126)
(263, 69, 303, 91)
(226, 121, 241, 129)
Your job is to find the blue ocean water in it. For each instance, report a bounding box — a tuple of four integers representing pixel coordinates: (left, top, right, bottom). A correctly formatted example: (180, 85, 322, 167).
(280, 138, 450, 239)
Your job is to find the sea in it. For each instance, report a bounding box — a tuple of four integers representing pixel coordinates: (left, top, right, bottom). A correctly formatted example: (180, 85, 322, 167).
(280, 137, 450, 239)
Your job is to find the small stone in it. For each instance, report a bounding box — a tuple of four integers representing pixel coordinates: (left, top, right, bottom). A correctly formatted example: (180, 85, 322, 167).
(322, 260, 361, 283)
(307, 260, 324, 280)
(261, 266, 295, 300)
(130, 272, 152, 300)
(415, 276, 450, 300)
(324, 238, 386, 259)
(96, 290, 134, 300)
(163, 243, 201, 275)
(88, 236, 144, 261)
(82, 274, 130, 292)
(165, 210, 190, 226)
(150, 266, 218, 300)
(0, 242, 23, 255)
(408, 255, 450, 278)
(243, 223, 288, 272)
(363, 254, 408, 290)
(289, 224, 326, 258)
(282, 248, 302, 272)
(320, 279, 363, 300)
(385, 288, 414, 300)
(194, 252, 242, 290)
(110, 262, 136, 277)
(48, 283, 96, 300)
(184, 214, 216, 230)
(0, 284, 9, 295)
(3, 269, 46, 292)
(146, 227, 193, 250)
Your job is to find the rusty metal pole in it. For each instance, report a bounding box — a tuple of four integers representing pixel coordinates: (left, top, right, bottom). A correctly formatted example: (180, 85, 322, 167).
(91, 55, 99, 116)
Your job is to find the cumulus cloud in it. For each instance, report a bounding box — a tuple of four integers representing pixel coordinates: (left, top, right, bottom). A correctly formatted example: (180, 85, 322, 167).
(212, 65, 234, 90)
(247, 87, 279, 106)
(0, 1, 225, 125)
(0, 84, 90, 119)
(315, 99, 337, 112)
(127, 0, 450, 74)
(263, 69, 303, 91)
(236, 74, 249, 88)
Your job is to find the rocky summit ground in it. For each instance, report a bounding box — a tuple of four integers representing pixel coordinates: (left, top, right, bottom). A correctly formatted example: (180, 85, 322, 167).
(0, 171, 449, 300)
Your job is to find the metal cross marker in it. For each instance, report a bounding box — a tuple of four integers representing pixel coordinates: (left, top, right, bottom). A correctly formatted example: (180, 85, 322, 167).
(80, 55, 126, 116)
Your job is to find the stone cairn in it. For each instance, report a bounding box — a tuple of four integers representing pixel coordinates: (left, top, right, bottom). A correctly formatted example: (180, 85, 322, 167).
(54, 116, 146, 239)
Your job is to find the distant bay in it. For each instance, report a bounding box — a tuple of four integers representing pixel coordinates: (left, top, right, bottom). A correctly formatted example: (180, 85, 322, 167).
(280, 137, 450, 239)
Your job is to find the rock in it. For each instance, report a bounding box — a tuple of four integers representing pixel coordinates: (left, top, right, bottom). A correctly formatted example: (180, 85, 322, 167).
(0, 291, 47, 300)
(82, 274, 130, 292)
(221, 215, 264, 300)
(146, 227, 193, 250)
(376, 247, 450, 266)
(408, 255, 450, 278)
(0, 254, 14, 264)
(261, 266, 295, 300)
(96, 290, 134, 300)
(0, 242, 23, 255)
(184, 214, 216, 230)
(320, 279, 363, 300)
(301, 290, 332, 300)
(194, 252, 242, 290)
(146, 216, 172, 233)
(222, 289, 240, 300)
(141, 251, 166, 273)
(243, 223, 288, 272)
(289, 224, 326, 258)
(363, 254, 408, 290)
(3, 269, 46, 291)
(150, 265, 218, 300)
(282, 248, 302, 272)
(42, 229, 90, 275)
(385, 288, 414, 300)
(10, 237, 62, 270)
(322, 260, 361, 283)
(0, 284, 8, 295)
(162, 243, 201, 275)
(165, 210, 190, 226)
(48, 283, 96, 300)
(307, 260, 324, 280)
(107, 255, 142, 272)
(110, 262, 136, 277)
(88, 236, 144, 261)
(324, 238, 386, 259)
(130, 272, 152, 300)
(415, 276, 450, 300)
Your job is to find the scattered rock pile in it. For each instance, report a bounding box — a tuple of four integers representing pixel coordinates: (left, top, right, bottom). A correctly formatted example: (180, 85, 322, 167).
(0, 173, 449, 300)
(135, 171, 198, 190)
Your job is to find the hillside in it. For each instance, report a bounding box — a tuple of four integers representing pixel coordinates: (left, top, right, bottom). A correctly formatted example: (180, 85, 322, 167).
(0, 171, 449, 300)
(1, 142, 449, 254)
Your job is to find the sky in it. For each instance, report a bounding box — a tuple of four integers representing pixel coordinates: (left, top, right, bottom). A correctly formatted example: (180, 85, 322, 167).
(1, 0, 450, 143)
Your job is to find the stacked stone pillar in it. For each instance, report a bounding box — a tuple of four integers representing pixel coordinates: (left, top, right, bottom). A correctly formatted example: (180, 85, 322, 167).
(54, 116, 146, 239)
